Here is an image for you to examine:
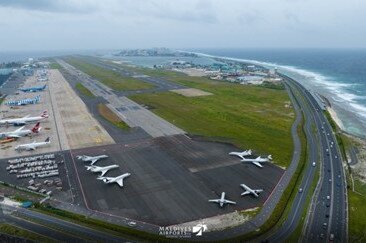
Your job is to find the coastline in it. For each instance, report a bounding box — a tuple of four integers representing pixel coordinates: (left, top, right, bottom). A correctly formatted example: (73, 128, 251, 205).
(327, 106, 345, 130)
(187, 51, 366, 140)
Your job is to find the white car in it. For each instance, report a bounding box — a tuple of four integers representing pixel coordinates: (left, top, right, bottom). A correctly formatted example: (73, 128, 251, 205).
(128, 221, 137, 227)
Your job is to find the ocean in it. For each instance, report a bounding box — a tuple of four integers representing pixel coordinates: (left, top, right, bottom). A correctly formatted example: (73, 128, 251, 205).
(186, 48, 366, 139)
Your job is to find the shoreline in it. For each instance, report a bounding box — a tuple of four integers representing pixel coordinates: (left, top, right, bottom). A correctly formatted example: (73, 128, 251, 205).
(187, 51, 366, 140)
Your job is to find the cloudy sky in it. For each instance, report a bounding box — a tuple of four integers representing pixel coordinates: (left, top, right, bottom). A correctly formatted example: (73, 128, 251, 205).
(0, 0, 365, 51)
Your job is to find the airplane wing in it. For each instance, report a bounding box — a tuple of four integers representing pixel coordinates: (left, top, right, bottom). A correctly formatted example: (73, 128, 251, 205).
(100, 169, 109, 177)
(90, 159, 98, 165)
(27, 145, 36, 150)
(252, 161, 263, 168)
(8, 134, 21, 138)
(241, 191, 251, 196)
(116, 179, 124, 187)
(255, 189, 263, 193)
(224, 200, 236, 205)
(15, 126, 25, 132)
(208, 199, 220, 203)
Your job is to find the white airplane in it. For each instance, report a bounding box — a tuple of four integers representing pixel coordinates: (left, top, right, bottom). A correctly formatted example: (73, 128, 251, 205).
(240, 184, 263, 197)
(229, 149, 252, 159)
(0, 111, 48, 126)
(241, 155, 272, 168)
(15, 137, 50, 151)
(86, 164, 119, 177)
(0, 123, 41, 139)
(208, 192, 236, 207)
(97, 173, 131, 187)
(76, 155, 108, 165)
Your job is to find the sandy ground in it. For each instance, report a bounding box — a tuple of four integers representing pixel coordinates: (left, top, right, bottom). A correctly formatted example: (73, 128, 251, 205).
(327, 107, 344, 130)
(169, 208, 258, 232)
(0, 69, 114, 159)
(48, 70, 114, 149)
(170, 88, 213, 97)
(173, 68, 207, 77)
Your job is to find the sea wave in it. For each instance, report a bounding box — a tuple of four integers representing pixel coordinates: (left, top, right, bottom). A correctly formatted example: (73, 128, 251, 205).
(189, 50, 366, 133)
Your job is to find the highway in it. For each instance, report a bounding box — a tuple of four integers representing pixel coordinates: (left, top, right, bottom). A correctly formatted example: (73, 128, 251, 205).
(0, 203, 130, 242)
(261, 76, 321, 242)
(57, 57, 347, 241)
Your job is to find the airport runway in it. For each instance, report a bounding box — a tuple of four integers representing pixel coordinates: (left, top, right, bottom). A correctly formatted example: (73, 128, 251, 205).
(58, 59, 185, 138)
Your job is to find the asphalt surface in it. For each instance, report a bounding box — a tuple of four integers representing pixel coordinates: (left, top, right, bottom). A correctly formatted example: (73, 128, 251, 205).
(78, 56, 185, 96)
(1, 204, 130, 242)
(263, 74, 347, 243)
(58, 59, 185, 138)
(348, 146, 359, 165)
(260, 77, 321, 242)
(69, 135, 283, 226)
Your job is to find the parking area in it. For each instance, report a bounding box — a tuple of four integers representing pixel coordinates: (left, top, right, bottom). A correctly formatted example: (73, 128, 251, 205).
(71, 135, 284, 226)
(0, 152, 72, 202)
(0, 69, 114, 159)
(0, 72, 68, 158)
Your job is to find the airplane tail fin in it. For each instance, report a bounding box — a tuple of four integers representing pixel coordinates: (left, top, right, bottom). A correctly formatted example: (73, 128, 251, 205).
(45, 137, 50, 143)
(31, 122, 41, 133)
(268, 155, 272, 160)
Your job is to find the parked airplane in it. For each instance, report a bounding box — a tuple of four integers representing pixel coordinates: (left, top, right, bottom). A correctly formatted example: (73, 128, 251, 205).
(240, 184, 263, 197)
(86, 164, 119, 177)
(97, 173, 131, 187)
(19, 84, 47, 93)
(15, 137, 50, 151)
(0, 111, 48, 126)
(208, 192, 236, 207)
(229, 149, 252, 159)
(5, 95, 40, 106)
(76, 155, 108, 165)
(0, 122, 41, 139)
(241, 155, 272, 168)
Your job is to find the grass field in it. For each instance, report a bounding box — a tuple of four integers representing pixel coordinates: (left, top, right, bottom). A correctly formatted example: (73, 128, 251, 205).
(49, 62, 62, 70)
(130, 74, 294, 168)
(64, 58, 155, 91)
(0, 224, 52, 242)
(75, 82, 95, 98)
(33, 204, 167, 242)
(97, 103, 129, 130)
(348, 190, 366, 242)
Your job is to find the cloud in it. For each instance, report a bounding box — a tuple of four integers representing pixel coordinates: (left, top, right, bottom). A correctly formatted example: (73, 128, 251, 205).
(0, 0, 97, 13)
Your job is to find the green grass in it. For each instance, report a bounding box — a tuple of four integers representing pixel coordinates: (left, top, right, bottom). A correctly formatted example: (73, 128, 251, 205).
(0, 224, 53, 242)
(33, 204, 167, 242)
(130, 75, 294, 168)
(75, 82, 95, 98)
(349, 190, 366, 242)
(64, 57, 155, 91)
(97, 103, 129, 130)
(49, 62, 62, 69)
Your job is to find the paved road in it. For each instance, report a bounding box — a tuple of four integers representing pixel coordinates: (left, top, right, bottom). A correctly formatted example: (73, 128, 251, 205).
(261, 77, 321, 242)
(348, 146, 358, 165)
(1, 203, 130, 242)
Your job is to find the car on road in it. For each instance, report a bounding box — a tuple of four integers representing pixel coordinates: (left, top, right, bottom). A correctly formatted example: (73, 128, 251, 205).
(312, 162, 316, 167)
(299, 188, 303, 193)
(326, 195, 330, 200)
(323, 222, 327, 229)
(128, 221, 137, 227)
